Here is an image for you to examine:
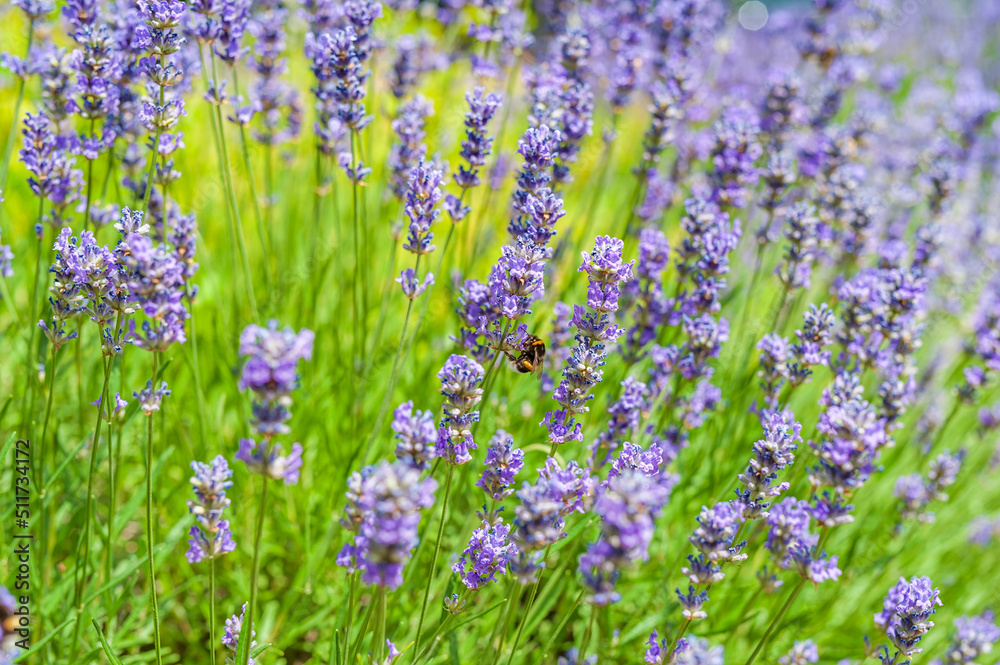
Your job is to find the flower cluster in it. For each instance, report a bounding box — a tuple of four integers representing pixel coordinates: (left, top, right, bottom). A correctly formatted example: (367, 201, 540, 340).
(874, 576, 942, 665)
(19, 112, 83, 227)
(452, 519, 516, 589)
(930, 612, 1000, 665)
(543, 236, 634, 445)
(222, 603, 257, 665)
(391, 400, 437, 470)
(388, 96, 433, 200)
(186, 455, 236, 563)
(734, 411, 802, 520)
(579, 462, 675, 605)
(477, 429, 524, 502)
(435, 354, 485, 465)
(765, 498, 841, 585)
(449, 87, 502, 220)
(337, 460, 437, 589)
(894, 451, 964, 523)
(511, 457, 594, 582)
(235, 321, 314, 484)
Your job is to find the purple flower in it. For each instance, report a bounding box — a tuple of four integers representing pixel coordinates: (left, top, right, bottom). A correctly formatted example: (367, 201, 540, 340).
(777, 203, 820, 290)
(691, 501, 745, 563)
(932, 611, 1000, 665)
(19, 113, 83, 213)
(396, 268, 434, 300)
(477, 430, 524, 501)
(579, 468, 674, 605)
(133, 380, 170, 415)
(543, 236, 633, 445)
(388, 96, 433, 200)
(392, 401, 437, 470)
(509, 124, 562, 247)
(895, 450, 964, 523)
(512, 457, 594, 555)
(402, 160, 445, 256)
(452, 519, 516, 589)
(766, 497, 840, 584)
(779, 640, 819, 665)
(235, 439, 303, 485)
(435, 355, 485, 465)
(238, 321, 314, 400)
(453, 87, 502, 191)
(708, 101, 762, 209)
(389, 33, 445, 99)
(808, 389, 887, 500)
(337, 460, 437, 589)
(735, 410, 801, 520)
(186, 455, 236, 563)
(875, 576, 942, 664)
(222, 603, 257, 665)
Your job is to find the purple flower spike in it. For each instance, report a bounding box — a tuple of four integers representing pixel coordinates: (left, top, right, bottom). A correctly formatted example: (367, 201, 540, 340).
(779, 640, 818, 665)
(396, 268, 434, 300)
(186, 455, 236, 563)
(543, 236, 633, 446)
(237, 321, 313, 454)
(452, 519, 516, 589)
(454, 87, 502, 192)
(435, 355, 485, 465)
(392, 401, 437, 470)
(933, 611, 1000, 665)
(222, 603, 257, 665)
(875, 576, 942, 664)
(477, 430, 524, 501)
(235, 439, 303, 485)
(337, 460, 437, 589)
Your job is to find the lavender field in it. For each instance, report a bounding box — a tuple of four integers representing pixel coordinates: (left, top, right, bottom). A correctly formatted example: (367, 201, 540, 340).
(1, 0, 999, 663)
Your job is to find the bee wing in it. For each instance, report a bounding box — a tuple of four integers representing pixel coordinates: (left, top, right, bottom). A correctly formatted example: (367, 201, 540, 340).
(532, 355, 544, 380)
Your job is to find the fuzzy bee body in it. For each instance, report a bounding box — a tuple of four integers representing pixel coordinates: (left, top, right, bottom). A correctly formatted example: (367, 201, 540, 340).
(506, 334, 546, 379)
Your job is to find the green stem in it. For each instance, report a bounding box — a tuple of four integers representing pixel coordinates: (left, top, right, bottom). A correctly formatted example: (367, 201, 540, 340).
(364, 256, 419, 463)
(187, 292, 209, 451)
(484, 580, 518, 664)
(146, 353, 164, 665)
(745, 577, 807, 665)
(71, 352, 113, 655)
(373, 587, 387, 662)
(577, 608, 597, 664)
(210, 557, 217, 664)
(230, 66, 273, 294)
(140, 57, 165, 218)
(241, 473, 269, 665)
(408, 218, 459, 354)
(22, 199, 45, 436)
(82, 119, 96, 231)
(0, 20, 33, 193)
(413, 465, 454, 663)
(503, 543, 552, 665)
(349, 130, 365, 379)
(343, 572, 358, 665)
(209, 52, 259, 322)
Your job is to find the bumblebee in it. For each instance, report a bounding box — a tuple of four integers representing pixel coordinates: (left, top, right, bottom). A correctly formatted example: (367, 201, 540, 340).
(505, 334, 546, 379)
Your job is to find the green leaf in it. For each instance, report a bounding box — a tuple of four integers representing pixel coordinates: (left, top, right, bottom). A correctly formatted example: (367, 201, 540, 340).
(251, 643, 274, 658)
(92, 619, 125, 665)
(0, 431, 16, 467)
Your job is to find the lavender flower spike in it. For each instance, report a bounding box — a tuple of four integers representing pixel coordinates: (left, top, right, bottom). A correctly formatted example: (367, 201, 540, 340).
(477, 429, 524, 501)
(875, 576, 943, 665)
(222, 603, 257, 665)
(236, 320, 314, 483)
(452, 519, 516, 589)
(186, 455, 236, 563)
